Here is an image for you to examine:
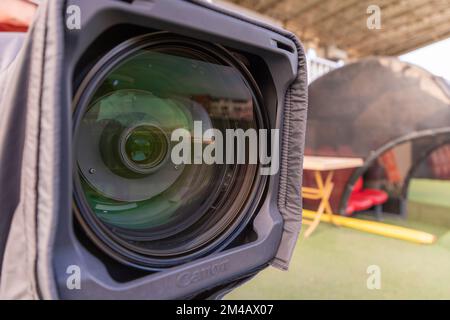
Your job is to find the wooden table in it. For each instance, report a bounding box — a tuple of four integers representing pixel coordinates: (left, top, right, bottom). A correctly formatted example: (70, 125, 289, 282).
(302, 156, 364, 238)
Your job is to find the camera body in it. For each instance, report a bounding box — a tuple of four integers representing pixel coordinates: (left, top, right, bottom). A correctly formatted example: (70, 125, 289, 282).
(0, 0, 306, 299)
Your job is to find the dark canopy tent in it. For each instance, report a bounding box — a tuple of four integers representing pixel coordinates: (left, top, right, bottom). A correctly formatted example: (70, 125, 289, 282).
(306, 57, 450, 215)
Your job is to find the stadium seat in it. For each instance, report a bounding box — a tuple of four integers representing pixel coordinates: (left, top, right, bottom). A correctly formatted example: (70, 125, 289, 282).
(346, 177, 388, 218)
(346, 192, 373, 215)
(359, 189, 388, 205)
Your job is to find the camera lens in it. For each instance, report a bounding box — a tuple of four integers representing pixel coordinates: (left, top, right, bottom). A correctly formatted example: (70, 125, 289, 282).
(73, 33, 265, 269)
(121, 124, 169, 174)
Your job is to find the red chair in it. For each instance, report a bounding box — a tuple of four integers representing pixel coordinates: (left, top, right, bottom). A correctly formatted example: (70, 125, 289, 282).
(346, 178, 371, 215)
(346, 177, 388, 219)
(346, 193, 373, 215)
(359, 189, 388, 206)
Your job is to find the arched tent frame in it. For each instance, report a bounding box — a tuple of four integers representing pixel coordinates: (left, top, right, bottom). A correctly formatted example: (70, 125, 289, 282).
(339, 129, 450, 215)
(306, 57, 450, 216)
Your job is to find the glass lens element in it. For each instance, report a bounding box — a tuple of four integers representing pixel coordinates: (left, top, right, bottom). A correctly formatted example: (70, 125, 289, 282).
(122, 124, 169, 172)
(74, 43, 260, 261)
(125, 126, 164, 165)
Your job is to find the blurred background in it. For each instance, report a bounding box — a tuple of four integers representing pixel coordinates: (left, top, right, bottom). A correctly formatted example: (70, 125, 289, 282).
(219, 0, 450, 299)
(1, 0, 450, 299)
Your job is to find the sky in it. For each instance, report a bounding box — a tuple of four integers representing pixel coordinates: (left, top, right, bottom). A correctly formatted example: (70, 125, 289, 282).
(400, 37, 450, 80)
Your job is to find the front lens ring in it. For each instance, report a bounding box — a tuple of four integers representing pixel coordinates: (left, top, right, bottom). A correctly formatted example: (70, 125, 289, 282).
(72, 32, 268, 270)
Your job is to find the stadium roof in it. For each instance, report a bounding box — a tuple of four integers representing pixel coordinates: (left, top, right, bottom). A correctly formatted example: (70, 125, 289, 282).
(227, 0, 450, 58)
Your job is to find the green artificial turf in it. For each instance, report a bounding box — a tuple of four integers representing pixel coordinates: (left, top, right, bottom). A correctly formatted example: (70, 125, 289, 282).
(226, 216, 450, 300)
(407, 179, 450, 227)
(408, 179, 450, 208)
(226, 178, 450, 300)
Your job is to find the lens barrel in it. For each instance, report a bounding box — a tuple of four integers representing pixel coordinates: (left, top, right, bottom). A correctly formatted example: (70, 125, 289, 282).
(73, 33, 266, 270)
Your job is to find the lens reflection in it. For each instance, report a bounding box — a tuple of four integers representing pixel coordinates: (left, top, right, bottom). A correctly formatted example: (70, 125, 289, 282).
(122, 124, 169, 173)
(125, 128, 155, 164)
(75, 40, 260, 263)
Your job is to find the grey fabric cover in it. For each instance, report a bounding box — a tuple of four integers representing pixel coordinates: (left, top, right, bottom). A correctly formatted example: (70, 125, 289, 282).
(0, 0, 306, 299)
(0, 0, 64, 299)
(0, 33, 24, 109)
(189, 0, 308, 270)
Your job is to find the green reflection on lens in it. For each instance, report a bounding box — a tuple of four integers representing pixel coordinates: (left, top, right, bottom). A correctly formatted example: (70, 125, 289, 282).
(127, 133, 151, 163)
(76, 44, 256, 250)
(123, 125, 168, 171)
